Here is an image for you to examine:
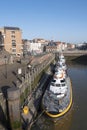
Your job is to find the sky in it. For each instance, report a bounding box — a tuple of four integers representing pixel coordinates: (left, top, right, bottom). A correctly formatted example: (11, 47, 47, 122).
(0, 0, 87, 43)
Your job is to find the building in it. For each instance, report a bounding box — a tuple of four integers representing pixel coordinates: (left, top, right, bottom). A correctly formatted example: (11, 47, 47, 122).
(29, 42, 42, 54)
(67, 43, 76, 50)
(32, 38, 49, 44)
(22, 39, 30, 56)
(0, 26, 22, 56)
(46, 40, 57, 52)
(0, 31, 4, 50)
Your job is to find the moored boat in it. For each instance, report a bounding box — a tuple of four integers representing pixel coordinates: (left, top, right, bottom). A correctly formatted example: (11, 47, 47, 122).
(41, 54, 72, 118)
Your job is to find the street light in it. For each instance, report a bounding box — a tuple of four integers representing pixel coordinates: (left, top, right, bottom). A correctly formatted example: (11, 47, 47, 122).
(4, 55, 7, 79)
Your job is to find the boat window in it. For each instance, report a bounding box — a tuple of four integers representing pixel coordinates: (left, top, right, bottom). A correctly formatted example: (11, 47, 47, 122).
(52, 79, 56, 82)
(57, 93, 61, 95)
(56, 84, 60, 87)
(62, 84, 65, 86)
(61, 79, 65, 83)
(50, 82, 55, 86)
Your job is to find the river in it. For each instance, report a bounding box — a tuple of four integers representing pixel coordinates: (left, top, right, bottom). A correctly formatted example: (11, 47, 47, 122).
(31, 63, 87, 130)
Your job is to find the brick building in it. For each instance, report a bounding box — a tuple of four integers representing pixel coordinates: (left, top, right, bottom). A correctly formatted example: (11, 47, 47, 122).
(0, 26, 23, 56)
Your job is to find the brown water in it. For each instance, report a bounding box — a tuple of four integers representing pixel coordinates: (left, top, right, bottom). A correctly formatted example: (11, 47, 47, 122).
(31, 63, 87, 130)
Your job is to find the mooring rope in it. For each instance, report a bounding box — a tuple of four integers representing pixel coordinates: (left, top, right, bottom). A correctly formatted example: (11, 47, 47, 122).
(31, 109, 45, 126)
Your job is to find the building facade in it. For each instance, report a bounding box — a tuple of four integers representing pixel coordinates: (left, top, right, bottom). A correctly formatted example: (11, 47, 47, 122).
(29, 42, 42, 54)
(0, 26, 22, 56)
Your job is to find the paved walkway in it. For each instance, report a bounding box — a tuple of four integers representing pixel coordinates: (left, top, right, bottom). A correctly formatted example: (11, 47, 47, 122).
(0, 55, 46, 90)
(0, 61, 30, 90)
(0, 53, 53, 93)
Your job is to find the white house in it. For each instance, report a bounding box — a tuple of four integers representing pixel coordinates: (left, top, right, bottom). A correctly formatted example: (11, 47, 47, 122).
(29, 42, 42, 53)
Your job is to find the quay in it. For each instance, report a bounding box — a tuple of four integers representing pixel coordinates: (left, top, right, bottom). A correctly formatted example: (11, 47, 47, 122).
(63, 50, 87, 56)
(0, 52, 55, 130)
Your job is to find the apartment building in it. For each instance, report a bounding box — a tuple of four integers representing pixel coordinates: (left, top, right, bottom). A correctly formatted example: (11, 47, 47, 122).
(0, 26, 22, 56)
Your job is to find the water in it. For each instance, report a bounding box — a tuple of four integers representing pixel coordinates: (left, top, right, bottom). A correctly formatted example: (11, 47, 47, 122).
(31, 63, 87, 130)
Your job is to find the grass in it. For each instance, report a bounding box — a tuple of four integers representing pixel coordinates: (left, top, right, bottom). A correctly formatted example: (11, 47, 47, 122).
(11, 121, 21, 129)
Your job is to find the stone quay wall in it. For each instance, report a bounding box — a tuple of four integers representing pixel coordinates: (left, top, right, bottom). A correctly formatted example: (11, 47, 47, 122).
(0, 53, 55, 130)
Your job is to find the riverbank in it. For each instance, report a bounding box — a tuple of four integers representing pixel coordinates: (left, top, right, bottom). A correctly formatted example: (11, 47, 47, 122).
(65, 55, 87, 65)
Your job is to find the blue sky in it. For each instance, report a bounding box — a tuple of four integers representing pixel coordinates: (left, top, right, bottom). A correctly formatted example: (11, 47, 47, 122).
(0, 0, 87, 43)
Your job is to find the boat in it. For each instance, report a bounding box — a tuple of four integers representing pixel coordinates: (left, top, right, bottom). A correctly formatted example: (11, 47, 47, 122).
(59, 53, 66, 63)
(41, 53, 72, 118)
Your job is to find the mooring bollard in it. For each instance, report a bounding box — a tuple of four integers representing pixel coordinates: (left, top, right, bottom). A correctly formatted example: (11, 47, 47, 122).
(7, 87, 21, 130)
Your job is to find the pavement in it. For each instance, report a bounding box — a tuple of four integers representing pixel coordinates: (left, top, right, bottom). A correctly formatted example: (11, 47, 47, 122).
(0, 54, 46, 92)
(0, 53, 53, 94)
(0, 59, 31, 93)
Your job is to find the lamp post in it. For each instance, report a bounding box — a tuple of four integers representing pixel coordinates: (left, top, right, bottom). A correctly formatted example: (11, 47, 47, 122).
(4, 55, 7, 79)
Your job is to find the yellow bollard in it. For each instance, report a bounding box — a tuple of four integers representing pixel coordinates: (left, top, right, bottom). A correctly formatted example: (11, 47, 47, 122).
(23, 106, 29, 115)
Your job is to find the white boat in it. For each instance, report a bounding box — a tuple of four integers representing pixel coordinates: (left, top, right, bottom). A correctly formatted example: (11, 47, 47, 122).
(59, 53, 66, 63)
(41, 54, 72, 118)
(55, 53, 67, 71)
(54, 67, 66, 79)
(49, 78, 68, 98)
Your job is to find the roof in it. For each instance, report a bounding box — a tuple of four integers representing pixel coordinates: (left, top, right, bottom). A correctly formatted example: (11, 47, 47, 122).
(4, 26, 20, 30)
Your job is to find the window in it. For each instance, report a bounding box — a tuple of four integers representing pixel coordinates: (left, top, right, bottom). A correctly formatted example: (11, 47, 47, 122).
(12, 40, 16, 42)
(11, 31, 15, 34)
(52, 79, 56, 82)
(50, 82, 55, 86)
(11, 35, 15, 38)
(12, 42, 16, 46)
(12, 40, 16, 46)
(12, 48, 16, 52)
(56, 84, 61, 87)
(61, 79, 65, 83)
(62, 84, 65, 87)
